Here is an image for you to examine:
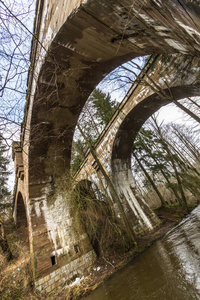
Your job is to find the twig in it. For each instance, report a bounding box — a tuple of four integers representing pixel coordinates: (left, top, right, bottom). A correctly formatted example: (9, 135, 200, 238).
(102, 256, 115, 268)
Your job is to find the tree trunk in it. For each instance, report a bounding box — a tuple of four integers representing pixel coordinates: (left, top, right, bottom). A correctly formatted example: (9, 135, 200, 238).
(172, 100, 200, 124)
(187, 97, 200, 110)
(151, 117, 189, 212)
(77, 123, 138, 247)
(0, 222, 13, 260)
(173, 127, 200, 163)
(132, 151, 167, 207)
(85, 104, 101, 136)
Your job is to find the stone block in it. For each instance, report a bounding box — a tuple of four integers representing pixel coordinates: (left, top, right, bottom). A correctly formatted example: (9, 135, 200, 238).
(61, 265, 65, 273)
(37, 277, 44, 286)
(52, 280, 60, 290)
(50, 271, 56, 279)
(55, 269, 60, 275)
(36, 285, 43, 292)
(35, 281, 39, 287)
(49, 278, 55, 285)
(44, 274, 50, 282)
(46, 285, 52, 293)
(59, 277, 66, 284)
(42, 282, 48, 289)
(55, 274, 61, 282)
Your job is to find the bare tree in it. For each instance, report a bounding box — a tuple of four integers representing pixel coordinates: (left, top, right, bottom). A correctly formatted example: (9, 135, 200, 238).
(0, 0, 35, 146)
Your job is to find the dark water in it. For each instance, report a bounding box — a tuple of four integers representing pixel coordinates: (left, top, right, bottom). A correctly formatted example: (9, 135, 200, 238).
(84, 206, 200, 300)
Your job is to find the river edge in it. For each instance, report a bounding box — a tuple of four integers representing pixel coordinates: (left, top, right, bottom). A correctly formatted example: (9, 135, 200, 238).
(48, 204, 197, 300)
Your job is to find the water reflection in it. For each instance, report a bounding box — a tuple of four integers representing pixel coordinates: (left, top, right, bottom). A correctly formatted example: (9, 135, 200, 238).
(84, 206, 200, 300)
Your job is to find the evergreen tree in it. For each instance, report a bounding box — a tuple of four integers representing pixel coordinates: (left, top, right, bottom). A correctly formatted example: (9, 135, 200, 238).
(71, 140, 86, 173)
(89, 88, 118, 126)
(71, 88, 118, 172)
(132, 117, 200, 210)
(0, 135, 11, 208)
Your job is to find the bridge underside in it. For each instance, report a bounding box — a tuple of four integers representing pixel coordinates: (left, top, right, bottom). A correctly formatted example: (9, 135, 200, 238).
(29, 0, 200, 185)
(76, 53, 200, 237)
(13, 0, 200, 293)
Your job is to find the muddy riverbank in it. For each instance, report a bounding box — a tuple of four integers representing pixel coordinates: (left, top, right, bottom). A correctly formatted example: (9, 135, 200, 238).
(54, 204, 196, 300)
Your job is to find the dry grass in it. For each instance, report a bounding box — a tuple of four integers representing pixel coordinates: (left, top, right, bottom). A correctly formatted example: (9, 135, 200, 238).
(0, 252, 5, 268)
(0, 240, 33, 299)
(0, 218, 36, 300)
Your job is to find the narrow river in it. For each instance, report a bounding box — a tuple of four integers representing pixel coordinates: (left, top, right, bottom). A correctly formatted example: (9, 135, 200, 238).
(84, 205, 200, 300)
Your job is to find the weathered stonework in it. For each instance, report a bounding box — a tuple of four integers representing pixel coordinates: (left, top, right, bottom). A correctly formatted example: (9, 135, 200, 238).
(76, 53, 200, 235)
(12, 0, 200, 292)
(35, 250, 96, 292)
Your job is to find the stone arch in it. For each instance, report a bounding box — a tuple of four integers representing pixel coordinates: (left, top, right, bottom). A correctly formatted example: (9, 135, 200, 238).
(112, 84, 200, 168)
(111, 84, 200, 233)
(27, 0, 200, 188)
(16, 192, 27, 228)
(74, 179, 105, 201)
(22, 1, 200, 285)
(73, 179, 110, 257)
(16, 192, 29, 242)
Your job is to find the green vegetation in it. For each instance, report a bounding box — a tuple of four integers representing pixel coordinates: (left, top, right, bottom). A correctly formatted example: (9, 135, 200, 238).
(89, 89, 117, 126)
(0, 135, 11, 210)
(132, 117, 200, 211)
(71, 88, 117, 173)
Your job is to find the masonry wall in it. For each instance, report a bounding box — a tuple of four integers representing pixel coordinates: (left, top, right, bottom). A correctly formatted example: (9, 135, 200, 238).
(13, 0, 200, 292)
(75, 54, 200, 236)
(35, 250, 96, 293)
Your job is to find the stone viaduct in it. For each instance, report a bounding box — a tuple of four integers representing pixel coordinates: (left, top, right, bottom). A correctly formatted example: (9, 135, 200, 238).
(12, 0, 200, 293)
